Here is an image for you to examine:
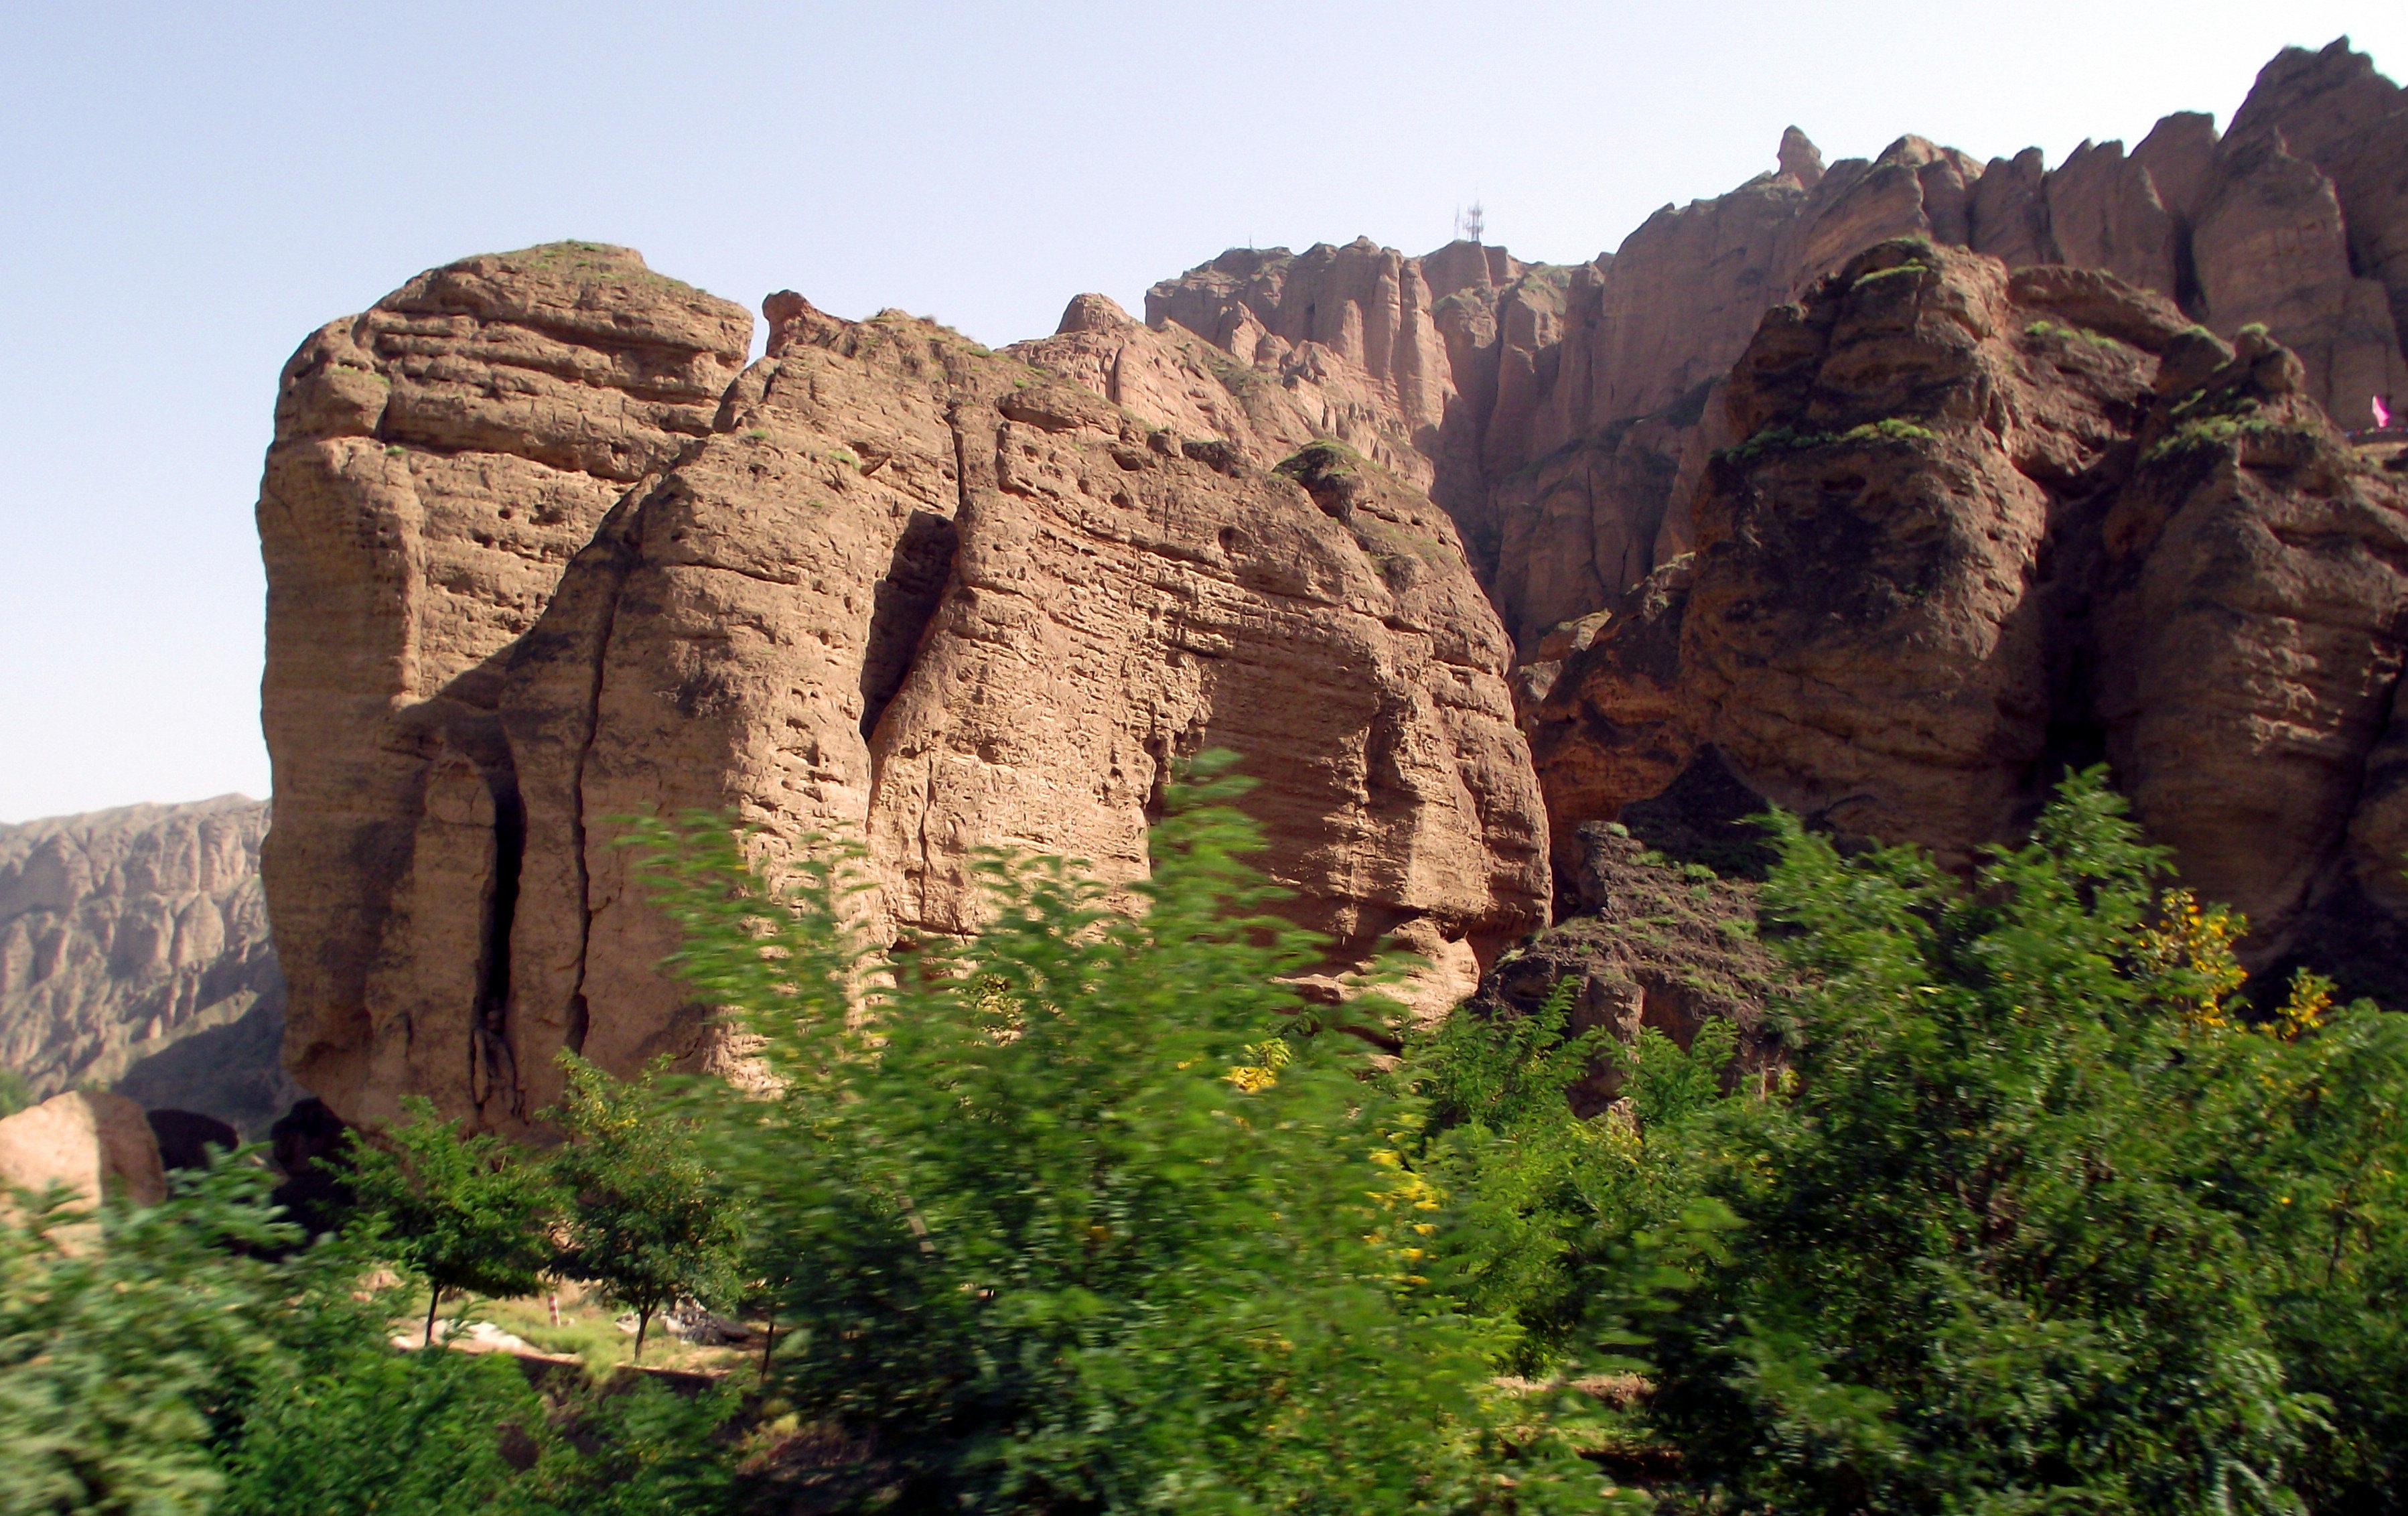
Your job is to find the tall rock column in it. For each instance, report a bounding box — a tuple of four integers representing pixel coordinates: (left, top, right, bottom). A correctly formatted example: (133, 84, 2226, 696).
(257, 245, 752, 1125)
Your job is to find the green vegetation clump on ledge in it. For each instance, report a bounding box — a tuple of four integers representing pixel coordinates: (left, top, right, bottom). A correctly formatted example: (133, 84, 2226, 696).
(502, 241, 699, 295)
(1717, 415, 1937, 464)
(2142, 385, 2317, 466)
(2022, 318, 2126, 351)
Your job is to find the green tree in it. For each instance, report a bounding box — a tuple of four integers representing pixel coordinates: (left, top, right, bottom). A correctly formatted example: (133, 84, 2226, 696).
(1400, 977, 1753, 1377)
(1643, 768, 2408, 1514)
(545, 1053, 744, 1362)
(0, 1066, 31, 1117)
(2, 1149, 746, 1516)
(630, 759, 1630, 1513)
(340, 1098, 561, 1347)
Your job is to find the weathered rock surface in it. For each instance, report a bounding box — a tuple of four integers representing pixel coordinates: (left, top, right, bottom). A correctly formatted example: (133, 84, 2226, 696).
(258, 243, 755, 1124)
(1459, 817, 1786, 1116)
(0, 1089, 167, 1213)
(1143, 40, 2408, 652)
(1529, 239, 2408, 1002)
(264, 259, 1549, 1130)
(0, 797, 295, 1135)
(257, 43, 2408, 1125)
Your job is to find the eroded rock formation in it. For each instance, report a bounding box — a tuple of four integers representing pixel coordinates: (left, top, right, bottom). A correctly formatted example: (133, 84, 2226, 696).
(259, 242, 755, 1131)
(257, 42, 2408, 1126)
(263, 255, 1549, 1130)
(1145, 39, 2408, 654)
(0, 797, 295, 1135)
(1528, 238, 2408, 1000)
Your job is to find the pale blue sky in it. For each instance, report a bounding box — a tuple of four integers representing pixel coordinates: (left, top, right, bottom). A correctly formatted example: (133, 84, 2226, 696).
(2, 0, 2400, 822)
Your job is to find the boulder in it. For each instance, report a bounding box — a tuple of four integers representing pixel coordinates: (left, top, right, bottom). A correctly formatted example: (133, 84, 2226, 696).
(0, 1090, 167, 1212)
(147, 1108, 239, 1171)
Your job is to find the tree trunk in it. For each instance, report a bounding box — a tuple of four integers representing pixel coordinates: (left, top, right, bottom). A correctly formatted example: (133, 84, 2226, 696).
(424, 1285, 442, 1348)
(634, 1304, 651, 1362)
(758, 1318, 778, 1385)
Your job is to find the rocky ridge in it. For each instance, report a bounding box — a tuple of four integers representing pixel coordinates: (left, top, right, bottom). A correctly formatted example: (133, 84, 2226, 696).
(1529, 237, 2408, 1000)
(1147, 39, 2408, 654)
(0, 797, 295, 1135)
(254, 41, 2408, 1130)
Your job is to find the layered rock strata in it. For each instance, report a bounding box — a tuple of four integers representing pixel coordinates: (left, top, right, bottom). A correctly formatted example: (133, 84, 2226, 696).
(1527, 239, 2408, 1001)
(261, 254, 1550, 1130)
(0, 797, 295, 1134)
(1145, 40, 2408, 652)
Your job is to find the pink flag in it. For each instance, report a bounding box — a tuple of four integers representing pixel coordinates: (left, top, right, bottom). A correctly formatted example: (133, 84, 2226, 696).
(2379, 394, 2395, 429)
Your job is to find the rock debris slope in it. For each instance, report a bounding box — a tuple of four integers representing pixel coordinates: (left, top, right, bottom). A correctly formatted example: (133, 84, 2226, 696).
(262, 257, 1548, 1131)
(0, 797, 295, 1134)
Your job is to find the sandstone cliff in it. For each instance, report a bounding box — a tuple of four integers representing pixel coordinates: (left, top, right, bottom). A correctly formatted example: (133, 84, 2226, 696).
(257, 43, 2408, 1127)
(0, 797, 295, 1135)
(262, 254, 1549, 1131)
(1145, 39, 2408, 654)
(1527, 238, 2408, 1002)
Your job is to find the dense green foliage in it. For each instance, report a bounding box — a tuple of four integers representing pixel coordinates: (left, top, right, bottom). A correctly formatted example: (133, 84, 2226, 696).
(1400, 980, 1747, 1378)
(5, 763, 2404, 1515)
(547, 1053, 745, 1361)
(341, 1097, 563, 1345)
(1636, 771, 2408, 1515)
(631, 764, 1624, 1513)
(0, 1158, 735, 1516)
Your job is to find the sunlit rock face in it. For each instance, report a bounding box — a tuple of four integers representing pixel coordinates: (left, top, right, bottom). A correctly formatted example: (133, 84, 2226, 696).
(259, 254, 1547, 1131)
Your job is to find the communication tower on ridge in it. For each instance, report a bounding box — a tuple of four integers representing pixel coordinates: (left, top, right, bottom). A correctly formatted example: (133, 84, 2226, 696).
(1456, 202, 1485, 244)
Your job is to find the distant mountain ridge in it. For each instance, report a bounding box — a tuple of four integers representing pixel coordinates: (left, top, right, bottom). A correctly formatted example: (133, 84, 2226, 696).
(0, 795, 296, 1135)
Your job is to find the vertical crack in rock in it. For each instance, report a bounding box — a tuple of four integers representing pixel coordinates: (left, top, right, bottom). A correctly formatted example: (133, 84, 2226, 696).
(497, 477, 658, 1116)
(471, 777, 524, 1119)
(858, 511, 958, 741)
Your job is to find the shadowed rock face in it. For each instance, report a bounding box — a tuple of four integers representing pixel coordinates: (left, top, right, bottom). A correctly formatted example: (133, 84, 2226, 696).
(1460, 819, 1788, 1119)
(0, 797, 296, 1136)
(1528, 239, 2408, 1002)
(1144, 40, 2408, 654)
(262, 261, 1549, 1131)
